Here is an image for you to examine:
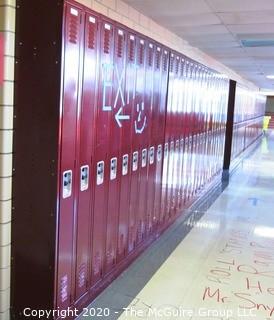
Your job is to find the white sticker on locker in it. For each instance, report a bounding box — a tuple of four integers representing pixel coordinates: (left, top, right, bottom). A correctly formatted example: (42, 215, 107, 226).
(96, 161, 104, 185)
(62, 170, 72, 199)
(110, 157, 117, 180)
(164, 143, 169, 157)
(122, 154, 129, 176)
(89, 16, 96, 23)
(141, 149, 147, 168)
(80, 165, 89, 191)
(71, 8, 78, 16)
(132, 151, 138, 171)
(149, 146, 155, 165)
(105, 23, 111, 30)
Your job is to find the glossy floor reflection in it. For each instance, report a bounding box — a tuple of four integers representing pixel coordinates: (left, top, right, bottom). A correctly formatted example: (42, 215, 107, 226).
(118, 132, 274, 320)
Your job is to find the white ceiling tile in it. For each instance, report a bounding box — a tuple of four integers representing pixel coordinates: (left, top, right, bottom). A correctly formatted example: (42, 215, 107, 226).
(176, 24, 228, 35)
(155, 13, 221, 27)
(218, 11, 274, 25)
(194, 41, 240, 49)
(227, 24, 274, 34)
(124, 0, 212, 16)
(244, 47, 274, 57)
(188, 33, 236, 42)
(206, 0, 274, 12)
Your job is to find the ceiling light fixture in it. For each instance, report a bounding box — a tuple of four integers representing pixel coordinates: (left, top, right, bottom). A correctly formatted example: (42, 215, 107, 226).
(266, 75, 274, 79)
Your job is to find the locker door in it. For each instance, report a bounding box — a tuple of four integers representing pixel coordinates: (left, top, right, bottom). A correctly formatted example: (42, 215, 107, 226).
(91, 19, 114, 284)
(105, 25, 127, 273)
(156, 49, 169, 226)
(74, 12, 99, 300)
(57, 3, 83, 309)
(127, 34, 140, 251)
(147, 43, 160, 233)
(117, 30, 134, 262)
(135, 38, 151, 243)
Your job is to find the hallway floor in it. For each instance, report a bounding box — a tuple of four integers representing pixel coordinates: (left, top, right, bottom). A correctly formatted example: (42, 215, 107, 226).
(117, 132, 274, 320)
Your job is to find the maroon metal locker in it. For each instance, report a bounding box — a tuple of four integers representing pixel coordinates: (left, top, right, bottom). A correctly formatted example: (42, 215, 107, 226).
(104, 25, 127, 274)
(147, 43, 161, 233)
(57, 2, 83, 309)
(91, 19, 114, 284)
(155, 48, 169, 226)
(127, 33, 140, 251)
(134, 38, 148, 244)
(74, 11, 99, 301)
(117, 30, 134, 262)
(171, 56, 181, 216)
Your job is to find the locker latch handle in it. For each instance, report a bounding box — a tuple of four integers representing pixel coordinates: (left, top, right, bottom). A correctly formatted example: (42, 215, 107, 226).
(110, 158, 117, 180)
(157, 145, 162, 162)
(149, 147, 155, 165)
(96, 161, 104, 185)
(142, 149, 147, 168)
(63, 170, 72, 199)
(122, 154, 129, 176)
(132, 151, 138, 171)
(80, 165, 89, 191)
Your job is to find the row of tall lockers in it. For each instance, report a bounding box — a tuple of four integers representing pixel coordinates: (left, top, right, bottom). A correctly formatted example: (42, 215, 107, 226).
(11, 1, 265, 319)
(56, 2, 231, 313)
(231, 85, 266, 160)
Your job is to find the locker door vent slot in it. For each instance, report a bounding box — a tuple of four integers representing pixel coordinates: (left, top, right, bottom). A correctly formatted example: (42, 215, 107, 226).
(129, 35, 135, 61)
(139, 40, 144, 65)
(156, 49, 161, 69)
(117, 31, 124, 58)
(88, 18, 96, 49)
(175, 57, 180, 74)
(103, 25, 111, 53)
(68, 9, 79, 44)
(148, 45, 153, 67)
(163, 51, 168, 71)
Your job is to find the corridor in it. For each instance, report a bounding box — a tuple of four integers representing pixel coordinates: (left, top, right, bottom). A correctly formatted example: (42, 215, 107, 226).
(116, 132, 274, 320)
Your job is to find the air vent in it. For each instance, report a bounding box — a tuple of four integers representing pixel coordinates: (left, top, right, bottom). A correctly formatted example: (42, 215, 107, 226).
(241, 39, 274, 47)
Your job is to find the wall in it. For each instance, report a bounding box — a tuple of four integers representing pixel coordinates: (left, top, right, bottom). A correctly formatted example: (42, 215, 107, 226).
(0, 0, 15, 319)
(77, 0, 258, 90)
(266, 96, 274, 113)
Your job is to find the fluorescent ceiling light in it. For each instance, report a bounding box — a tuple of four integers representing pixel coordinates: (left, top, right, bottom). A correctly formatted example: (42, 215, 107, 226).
(266, 75, 274, 79)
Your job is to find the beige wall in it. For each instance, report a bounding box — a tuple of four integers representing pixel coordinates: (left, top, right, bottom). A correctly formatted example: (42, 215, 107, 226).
(78, 0, 258, 90)
(0, 0, 15, 319)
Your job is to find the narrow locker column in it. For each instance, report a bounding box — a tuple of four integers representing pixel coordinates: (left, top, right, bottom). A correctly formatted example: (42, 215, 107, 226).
(155, 49, 169, 226)
(165, 53, 175, 220)
(74, 12, 99, 301)
(135, 37, 148, 244)
(117, 30, 132, 262)
(147, 43, 160, 233)
(105, 25, 126, 273)
(91, 19, 114, 284)
(127, 34, 139, 251)
(143, 42, 155, 234)
(57, 3, 83, 309)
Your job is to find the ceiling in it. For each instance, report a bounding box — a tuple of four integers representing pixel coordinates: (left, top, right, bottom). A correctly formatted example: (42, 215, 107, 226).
(124, 0, 274, 90)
